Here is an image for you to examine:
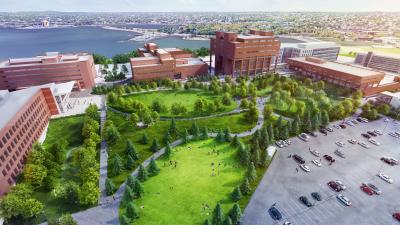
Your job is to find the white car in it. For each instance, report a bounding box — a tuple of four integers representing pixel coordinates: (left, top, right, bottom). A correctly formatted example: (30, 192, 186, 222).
(368, 139, 380, 146)
(312, 159, 322, 167)
(298, 133, 310, 142)
(275, 140, 285, 148)
(284, 222, 293, 225)
(337, 194, 352, 206)
(333, 124, 341, 129)
(346, 121, 355, 126)
(377, 172, 393, 184)
(335, 180, 347, 190)
(335, 141, 345, 147)
(358, 142, 370, 149)
(326, 127, 334, 132)
(374, 130, 383, 135)
(335, 149, 345, 158)
(310, 149, 321, 157)
(348, 139, 358, 144)
(300, 164, 311, 172)
(389, 132, 399, 138)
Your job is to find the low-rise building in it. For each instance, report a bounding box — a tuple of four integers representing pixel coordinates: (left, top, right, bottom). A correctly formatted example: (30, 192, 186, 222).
(354, 51, 400, 73)
(130, 43, 208, 81)
(377, 91, 400, 108)
(277, 42, 340, 64)
(0, 52, 96, 91)
(0, 82, 72, 196)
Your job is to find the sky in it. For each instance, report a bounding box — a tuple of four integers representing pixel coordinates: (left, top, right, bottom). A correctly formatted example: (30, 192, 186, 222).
(2, 0, 400, 12)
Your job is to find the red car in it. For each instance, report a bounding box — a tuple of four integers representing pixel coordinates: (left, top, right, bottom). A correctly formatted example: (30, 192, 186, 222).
(393, 212, 400, 221)
(324, 155, 336, 163)
(328, 181, 342, 192)
(360, 183, 374, 195)
(339, 124, 346, 129)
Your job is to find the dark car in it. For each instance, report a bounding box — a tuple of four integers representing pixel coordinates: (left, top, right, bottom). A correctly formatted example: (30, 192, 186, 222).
(268, 206, 282, 220)
(357, 118, 363, 122)
(328, 181, 342, 192)
(308, 132, 318, 137)
(361, 133, 371, 139)
(299, 196, 313, 207)
(324, 154, 335, 163)
(311, 192, 322, 201)
(367, 131, 377, 137)
(381, 157, 398, 166)
(339, 124, 346, 129)
(293, 154, 305, 164)
(319, 128, 328, 135)
(393, 212, 400, 221)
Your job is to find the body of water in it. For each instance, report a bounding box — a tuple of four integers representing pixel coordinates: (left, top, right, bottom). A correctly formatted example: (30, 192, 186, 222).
(0, 26, 209, 60)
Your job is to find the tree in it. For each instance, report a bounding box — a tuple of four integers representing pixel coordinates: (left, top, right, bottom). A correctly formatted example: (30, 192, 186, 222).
(127, 175, 136, 190)
(164, 143, 172, 159)
(140, 133, 149, 144)
(240, 178, 251, 195)
(85, 104, 100, 121)
(229, 203, 242, 225)
(122, 186, 134, 206)
(259, 127, 269, 149)
(120, 214, 130, 225)
(215, 129, 225, 142)
(263, 105, 274, 120)
(24, 164, 47, 187)
(231, 135, 240, 147)
(163, 130, 172, 145)
(222, 93, 232, 106)
(223, 217, 233, 225)
(237, 144, 250, 166)
(231, 187, 242, 202)
(224, 128, 232, 142)
(246, 106, 259, 123)
(204, 219, 211, 225)
(150, 139, 160, 153)
(190, 121, 200, 137)
(126, 202, 140, 220)
(104, 124, 120, 145)
(246, 162, 257, 182)
(105, 178, 115, 196)
(212, 203, 225, 225)
(137, 164, 148, 182)
(169, 118, 178, 135)
(147, 158, 160, 176)
(267, 124, 274, 143)
(201, 127, 209, 140)
(130, 113, 139, 127)
(281, 125, 289, 140)
(132, 179, 144, 199)
(79, 181, 99, 206)
(110, 154, 123, 176)
(182, 129, 189, 144)
(126, 140, 139, 160)
(126, 155, 135, 170)
(57, 214, 78, 225)
(303, 111, 312, 132)
(240, 99, 249, 109)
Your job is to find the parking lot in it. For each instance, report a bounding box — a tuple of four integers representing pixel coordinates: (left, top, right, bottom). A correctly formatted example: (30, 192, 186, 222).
(242, 116, 400, 225)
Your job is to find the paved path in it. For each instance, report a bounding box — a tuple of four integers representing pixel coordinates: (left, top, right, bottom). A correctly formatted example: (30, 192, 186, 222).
(99, 101, 109, 203)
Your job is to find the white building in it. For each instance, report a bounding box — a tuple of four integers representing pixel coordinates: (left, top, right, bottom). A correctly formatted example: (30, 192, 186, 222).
(377, 91, 400, 108)
(277, 42, 340, 64)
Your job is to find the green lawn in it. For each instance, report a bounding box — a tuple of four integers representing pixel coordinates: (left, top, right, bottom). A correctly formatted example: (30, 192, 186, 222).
(120, 139, 246, 225)
(340, 46, 400, 55)
(122, 89, 238, 117)
(43, 115, 85, 148)
(107, 111, 255, 187)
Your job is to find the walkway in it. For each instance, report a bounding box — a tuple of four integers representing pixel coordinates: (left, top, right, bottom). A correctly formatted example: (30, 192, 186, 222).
(98, 98, 109, 203)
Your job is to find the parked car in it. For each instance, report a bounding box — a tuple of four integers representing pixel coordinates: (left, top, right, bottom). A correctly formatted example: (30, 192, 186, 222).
(339, 124, 347, 129)
(348, 139, 358, 144)
(325, 127, 334, 132)
(367, 183, 381, 195)
(367, 131, 377, 137)
(310, 149, 321, 157)
(351, 119, 359, 124)
(358, 117, 369, 123)
(335, 141, 345, 147)
(346, 121, 355, 126)
(335, 180, 347, 190)
(381, 157, 399, 166)
(299, 196, 313, 207)
(284, 140, 292, 145)
(283, 222, 293, 225)
(328, 181, 342, 192)
(293, 154, 305, 164)
(358, 142, 370, 149)
(312, 159, 322, 167)
(356, 118, 363, 122)
(298, 133, 310, 142)
(360, 183, 374, 195)
(308, 131, 318, 137)
(389, 132, 400, 138)
(335, 149, 345, 158)
(311, 192, 322, 201)
(361, 133, 371, 139)
(337, 194, 352, 206)
(393, 212, 400, 221)
(333, 124, 341, 129)
(374, 130, 383, 135)
(377, 172, 393, 184)
(300, 164, 310, 172)
(268, 206, 282, 220)
(276, 140, 285, 148)
(319, 128, 328, 135)
(324, 154, 335, 163)
(368, 139, 380, 146)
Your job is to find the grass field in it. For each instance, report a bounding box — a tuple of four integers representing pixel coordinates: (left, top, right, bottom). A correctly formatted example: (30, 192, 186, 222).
(122, 89, 237, 117)
(120, 139, 246, 225)
(107, 111, 256, 187)
(43, 115, 85, 148)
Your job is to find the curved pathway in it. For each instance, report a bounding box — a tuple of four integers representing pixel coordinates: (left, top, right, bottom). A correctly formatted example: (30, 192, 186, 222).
(70, 97, 267, 225)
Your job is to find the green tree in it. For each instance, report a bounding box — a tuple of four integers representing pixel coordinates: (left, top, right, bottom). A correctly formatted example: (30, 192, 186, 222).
(240, 99, 249, 108)
(231, 135, 240, 147)
(240, 178, 251, 195)
(105, 178, 115, 196)
(104, 124, 120, 145)
(126, 202, 140, 220)
(222, 93, 232, 105)
(127, 175, 136, 190)
(132, 179, 144, 199)
(182, 129, 189, 144)
(120, 214, 130, 225)
(126, 155, 135, 170)
(126, 140, 139, 160)
(190, 121, 200, 137)
(164, 143, 172, 159)
(223, 217, 233, 225)
(110, 154, 124, 176)
(169, 118, 178, 135)
(150, 139, 160, 153)
(163, 130, 172, 145)
(246, 105, 259, 123)
(23, 164, 47, 187)
(215, 129, 225, 142)
(224, 128, 232, 142)
(201, 127, 209, 140)
(122, 186, 134, 207)
(263, 105, 274, 120)
(79, 181, 99, 206)
(246, 162, 257, 182)
(204, 219, 211, 225)
(259, 127, 269, 149)
(229, 203, 242, 225)
(57, 213, 78, 225)
(137, 164, 148, 182)
(147, 158, 160, 176)
(140, 133, 149, 144)
(130, 113, 139, 127)
(237, 144, 250, 166)
(267, 124, 274, 143)
(212, 203, 225, 225)
(231, 187, 242, 202)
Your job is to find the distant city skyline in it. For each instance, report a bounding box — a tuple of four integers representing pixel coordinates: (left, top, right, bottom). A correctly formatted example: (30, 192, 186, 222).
(2, 0, 400, 12)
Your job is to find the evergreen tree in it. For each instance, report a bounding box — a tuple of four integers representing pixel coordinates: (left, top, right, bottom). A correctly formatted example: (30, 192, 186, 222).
(267, 124, 274, 143)
(276, 116, 283, 129)
(140, 133, 149, 145)
(163, 130, 172, 145)
(223, 217, 233, 225)
(281, 125, 289, 140)
(110, 154, 124, 176)
(169, 118, 178, 135)
(303, 110, 312, 132)
(150, 139, 160, 153)
(231, 135, 240, 147)
(127, 175, 135, 189)
(237, 144, 250, 166)
(126, 140, 139, 160)
(164, 143, 172, 159)
(132, 179, 144, 199)
(201, 127, 209, 140)
(291, 115, 301, 136)
(215, 129, 225, 142)
(212, 203, 225, 225)
(229, 203, 242, 225)
(240, 178, 251, 195)
(190, 121, 200, 137)
(105, 178, 115, 196)
(251, 130, 260, 144)
(126, 202, 140, 220)
(246, 162, 257, 182)
(120, 215, 130, 225)
(203, 219, 211, 225)
(253, 147, 261, 167)
(122, 186, 134, 206)
(137, 164, 148, 182)
(126, 155, 135, 170)
(223, 128, 232, 142)
(182, 129, 189, 144)
(147, 158, 160, 176)
(231, 187, 242, 202)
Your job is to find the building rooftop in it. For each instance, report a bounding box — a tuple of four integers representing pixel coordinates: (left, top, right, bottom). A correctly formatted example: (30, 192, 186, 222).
(381, 91, 400, 98)
(176, 58, 205, 67)
(290, 57, 384, 77)
(0, 53, 90, 68)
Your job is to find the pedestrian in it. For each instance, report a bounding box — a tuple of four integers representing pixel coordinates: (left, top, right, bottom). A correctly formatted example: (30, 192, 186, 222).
(296, 168, 298, 172)
(112, 195, 115, 201)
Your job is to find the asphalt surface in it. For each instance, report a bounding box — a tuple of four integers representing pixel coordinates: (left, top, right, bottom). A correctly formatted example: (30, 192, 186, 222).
(242, 116, 400, 225)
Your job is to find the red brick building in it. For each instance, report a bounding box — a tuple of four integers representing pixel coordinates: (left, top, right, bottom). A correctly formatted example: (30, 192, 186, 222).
(0, 84, 63, 196)
(287, 57, 400, 96)
(0, 52, 97, 91)
(130, 43, 208, 81)
(210, 30, 281, 76)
